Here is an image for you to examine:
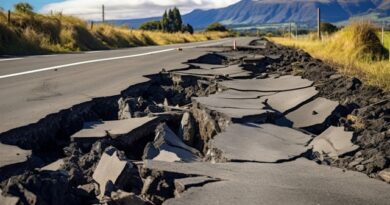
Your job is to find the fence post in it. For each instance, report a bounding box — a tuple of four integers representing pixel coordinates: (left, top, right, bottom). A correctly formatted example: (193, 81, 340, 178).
(91, 21, 94, 30)
(317, 8, 321, 40)
(7, 10, 11, 25)
(289, 22, 292, 38)
(295, 22, 298, 39)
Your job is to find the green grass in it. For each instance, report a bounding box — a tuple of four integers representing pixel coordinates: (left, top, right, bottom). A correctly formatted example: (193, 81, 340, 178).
(270, 22, 390, 91)
(0, 11, 231, 55)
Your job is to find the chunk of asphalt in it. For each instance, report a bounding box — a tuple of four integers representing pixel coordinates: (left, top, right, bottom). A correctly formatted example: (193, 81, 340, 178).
(173, 64, 246, 77)
(40, 159, 65, 172)
(212, 89, 276, 99)
(92, 147, 135, 198)
(309, 126, 359, 160)
(278, 97, 340, 129)
(143, 124, 202, 162)
(201, 106, 273, 123)
(187, 63, 226, 70)
(262, 86, 319, 113)
(243, 54, 266, 64)
(143, 159, 390, 205)
(219, 75, 314, 92)
(71, 117, 159, 145)
(110, 190, 148, 205)
(179, 112, 195, 146)
(193, 96, 264, 109)
(210, 123, 311, 163)
(0, 143, 31, 169)
(0, 189, 19, 205)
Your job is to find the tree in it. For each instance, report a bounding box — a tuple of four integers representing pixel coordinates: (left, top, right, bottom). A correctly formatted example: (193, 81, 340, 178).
(172, 7, 182, 32)
(160, 7, 190, 33)
(167, 9, 175, 32)
(14, 2, 34, 14)
(140, 20, 162, 31)
(161, 10, 169, 32)
(321, 22, 338, 34)
(205, 23, 228, 32)
(182, 23, 194, 34)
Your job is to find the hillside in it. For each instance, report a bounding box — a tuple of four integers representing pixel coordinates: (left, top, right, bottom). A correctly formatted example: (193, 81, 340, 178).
(0, 12, 230, 55)
(116, 0, 389, 29)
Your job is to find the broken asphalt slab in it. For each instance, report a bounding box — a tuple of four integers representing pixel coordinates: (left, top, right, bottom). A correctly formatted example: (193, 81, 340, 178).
(310, 126, 359, 160)
(71, 117, 159, 145)
(219, 75, 314, 92)
(193, 96, 264, 109)
(187, 63, 226, 70)
(142, 159, 390, 205)
(277, 97, 340, 130)
(262, 86, 319, 113)
(0, 143, 31, 169)
(209, 123, 312, 162)
(172, 64, 250, 78)
(143, 124, 202, 162)
(211, 89, 276, 99)
(92, 147, 135, 198)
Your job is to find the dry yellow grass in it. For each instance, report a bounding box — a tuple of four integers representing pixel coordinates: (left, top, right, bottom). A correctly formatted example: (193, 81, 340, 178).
(270, 22, 390, 91)
(0, 12, 231, 55)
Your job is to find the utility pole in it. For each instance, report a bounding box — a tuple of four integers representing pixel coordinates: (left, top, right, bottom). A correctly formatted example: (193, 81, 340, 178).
(91, 21, 94, 30)
(317, 8, 321, 40)
(295, 22, 298, 39)
(7, 10, 11, 25)
(102, 4, 105, 23)
(289, 22, 292, 38)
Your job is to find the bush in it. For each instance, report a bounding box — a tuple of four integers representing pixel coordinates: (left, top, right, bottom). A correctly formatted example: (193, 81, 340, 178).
(181, 23, 194, 34)
(14, 3, 34, 14)
(139, 21, 162, 31)
(321, 22, 338, 34)
(205, 23, 228, 32)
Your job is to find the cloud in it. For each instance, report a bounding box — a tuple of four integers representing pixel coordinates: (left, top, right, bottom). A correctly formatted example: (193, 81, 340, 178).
(41, 0, 240, 20)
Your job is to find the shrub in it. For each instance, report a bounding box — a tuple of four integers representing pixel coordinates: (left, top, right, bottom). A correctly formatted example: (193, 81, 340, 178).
(321, 22, 338, 34)
(140, 21, 162, 31)
(205, 23, 228, 32)
(14, 3, 34, 14)
(181, 23, 194, 34)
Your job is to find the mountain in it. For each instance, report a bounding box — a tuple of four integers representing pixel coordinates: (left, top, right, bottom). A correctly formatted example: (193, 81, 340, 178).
(112, 0, 389, 29)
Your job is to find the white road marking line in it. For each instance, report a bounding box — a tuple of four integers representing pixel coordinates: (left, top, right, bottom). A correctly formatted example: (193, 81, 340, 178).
(85, 51, 103, 54)
(39, 55, 58, 57)
(0, 40, 231, 80)
(0, 58, 24, 62)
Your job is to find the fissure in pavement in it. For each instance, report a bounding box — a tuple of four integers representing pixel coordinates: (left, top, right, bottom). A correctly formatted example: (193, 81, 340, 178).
(0, 38, 389, 205)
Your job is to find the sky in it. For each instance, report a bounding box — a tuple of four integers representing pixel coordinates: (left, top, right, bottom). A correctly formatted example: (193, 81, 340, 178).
(0, 0, 240, 20)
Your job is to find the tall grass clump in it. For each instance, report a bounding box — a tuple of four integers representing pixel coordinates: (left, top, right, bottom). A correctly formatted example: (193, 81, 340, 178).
(270, 21, 390, 91)
(326, 21, 387, 61)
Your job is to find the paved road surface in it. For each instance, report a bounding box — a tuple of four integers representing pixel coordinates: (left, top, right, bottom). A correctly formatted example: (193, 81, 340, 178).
(0, 38, 242, 133)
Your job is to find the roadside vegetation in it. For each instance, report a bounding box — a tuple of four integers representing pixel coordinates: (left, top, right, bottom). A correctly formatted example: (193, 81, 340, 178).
(270, 22, 390, 91)
(205, 23, 229, 32)
(139, 7, 194, 34)
(0, 3, 231, 55)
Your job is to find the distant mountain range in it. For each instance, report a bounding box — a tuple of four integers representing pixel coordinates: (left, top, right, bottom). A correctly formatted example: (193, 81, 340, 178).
(111, 0, 390, 29)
